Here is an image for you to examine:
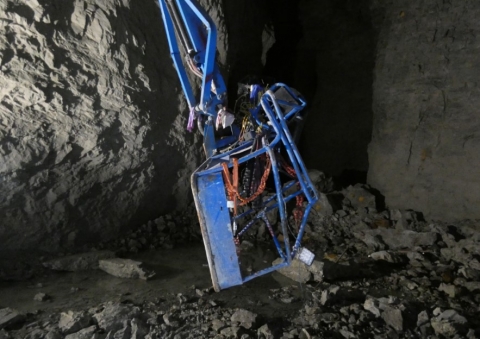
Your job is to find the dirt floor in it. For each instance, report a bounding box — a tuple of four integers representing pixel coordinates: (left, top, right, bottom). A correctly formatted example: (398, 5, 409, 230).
(0, 244, 305, 322)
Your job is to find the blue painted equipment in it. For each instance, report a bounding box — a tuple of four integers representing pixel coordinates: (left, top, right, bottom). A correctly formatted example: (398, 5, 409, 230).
(159, 0, 319, 291)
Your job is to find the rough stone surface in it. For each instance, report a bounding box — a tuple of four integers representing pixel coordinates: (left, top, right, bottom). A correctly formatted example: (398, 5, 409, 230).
(64, 325, 97, 339)
(368, 0, 480, 221)
(33, 292, 49, 302)
(353, 229, 438, 250)
(0, 0, 203, 252)
(43, 251, 115, 271)
(230, 309, 258, 329)
(272, 257, 326, 284)
(59, 311, 91, 334)
(92, 302, 140, 332)
(98, 258, 155, 280)
(0, 308, 25, 330)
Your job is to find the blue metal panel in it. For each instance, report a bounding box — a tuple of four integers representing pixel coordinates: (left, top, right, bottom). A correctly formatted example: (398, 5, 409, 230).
(195, 172, 243, 290)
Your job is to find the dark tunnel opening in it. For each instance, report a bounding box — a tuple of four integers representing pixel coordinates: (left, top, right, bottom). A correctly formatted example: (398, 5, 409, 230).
(225, 0, 376, 189)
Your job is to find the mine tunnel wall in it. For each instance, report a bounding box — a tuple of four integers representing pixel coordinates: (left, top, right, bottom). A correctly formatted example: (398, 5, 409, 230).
(367, 0, 480, 221)
(0, 0, 479, 252)
(0, 0, 204, 251)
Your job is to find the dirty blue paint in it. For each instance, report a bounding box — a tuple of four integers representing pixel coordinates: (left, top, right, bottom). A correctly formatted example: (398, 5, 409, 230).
(196, 172, 243, 290)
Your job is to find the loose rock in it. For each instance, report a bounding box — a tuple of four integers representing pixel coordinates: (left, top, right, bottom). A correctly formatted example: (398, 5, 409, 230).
(98, 258, 155, 280)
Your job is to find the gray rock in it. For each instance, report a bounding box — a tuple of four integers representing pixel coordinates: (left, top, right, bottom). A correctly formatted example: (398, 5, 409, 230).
(438, 283, 462, 298)
(369, 251, 406, 263)
(320, 285, 340, 306)
(340, 328, 356, 339)
(99, 258, 155, 280)
(313, 192, 334, 216)
(417, 310, 429, 327)
(92, 302, 141, 332)
(464, 281, 480, 292)
(354, 229, 438, 250)
(308, 169, 334, 193)
(220, 326, 242, 338)
(59, 311, 91, 334)
(364, 295, 403, 331)
(230, 309, 258, 329)
(431, 309, 468, 337)
(458, 266, 480, 280)
(130, 318, 148, 339)
(382, 307, 403, 332)
(257, 323, 274, 339)
(364, 297, 381, 318)
(211, 319, 225, 332)
(45, 331, 62, 339)
(272, 258, 312, 283)
(43, 251, 116, 271)
(0, 308, 25, 329)
(33, 293, 50, 302)
(343, 184, 376, 210)
(64, 325, 98, 339)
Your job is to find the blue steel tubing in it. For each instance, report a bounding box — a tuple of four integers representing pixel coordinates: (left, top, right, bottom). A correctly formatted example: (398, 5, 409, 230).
(158, 0, 197, 109)
(232, 181, 299, 221)
(291, 203, 314, 256)
(259, 104, 293, 263)
(262, 90, 317, 204)
(195, 131, 282, 177)
(182, 0, 227, 97)
(234, 210, 286, 261)
(260, 211, 286, 260)
(183, 0, 217, 111)
(265, 145, 291, 263)
(261, 89, 318, 258)
(235, 216, 257, 239)
(243, 261, 289, 283)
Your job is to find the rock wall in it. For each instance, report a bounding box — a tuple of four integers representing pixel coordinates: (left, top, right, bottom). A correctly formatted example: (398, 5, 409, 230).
(0, 0, 204, 251)
(368, 0, 480, 221)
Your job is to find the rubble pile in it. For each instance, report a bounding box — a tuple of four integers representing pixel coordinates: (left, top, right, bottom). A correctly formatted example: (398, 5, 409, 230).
(96, 209, 201, 254)
(1, 180, 480, 338)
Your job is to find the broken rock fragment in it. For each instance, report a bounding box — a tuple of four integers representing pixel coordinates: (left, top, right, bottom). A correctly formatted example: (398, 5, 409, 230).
(34, 293, 50, 302)
(230, 309, 258, 329)
(354, 229, 438, 250)
(92, 302, 141, 332)
(98, 258, 155, 280)
(43, 251, 116, 271)
(64, 325, 98, 339)
(59, 310, 91, 334)
(369, 251, 407, 264)
(364, 296, 404, 331)
(343, 184, 376, 210)
(0, 308, 25, 330)
(272, 258, 311, 283)
(431, 309, 468, 337)
(272, 258, 324, 283)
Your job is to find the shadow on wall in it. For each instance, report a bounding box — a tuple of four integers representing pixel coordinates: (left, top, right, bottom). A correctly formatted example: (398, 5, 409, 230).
(223, 0, 376, 186)
(295, 0, 375, 182)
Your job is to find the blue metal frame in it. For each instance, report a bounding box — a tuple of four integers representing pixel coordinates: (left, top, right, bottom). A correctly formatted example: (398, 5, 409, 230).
(159, 0, 230, 158)
(159, 0, 319, 291)
(191, 84, 318, 291)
